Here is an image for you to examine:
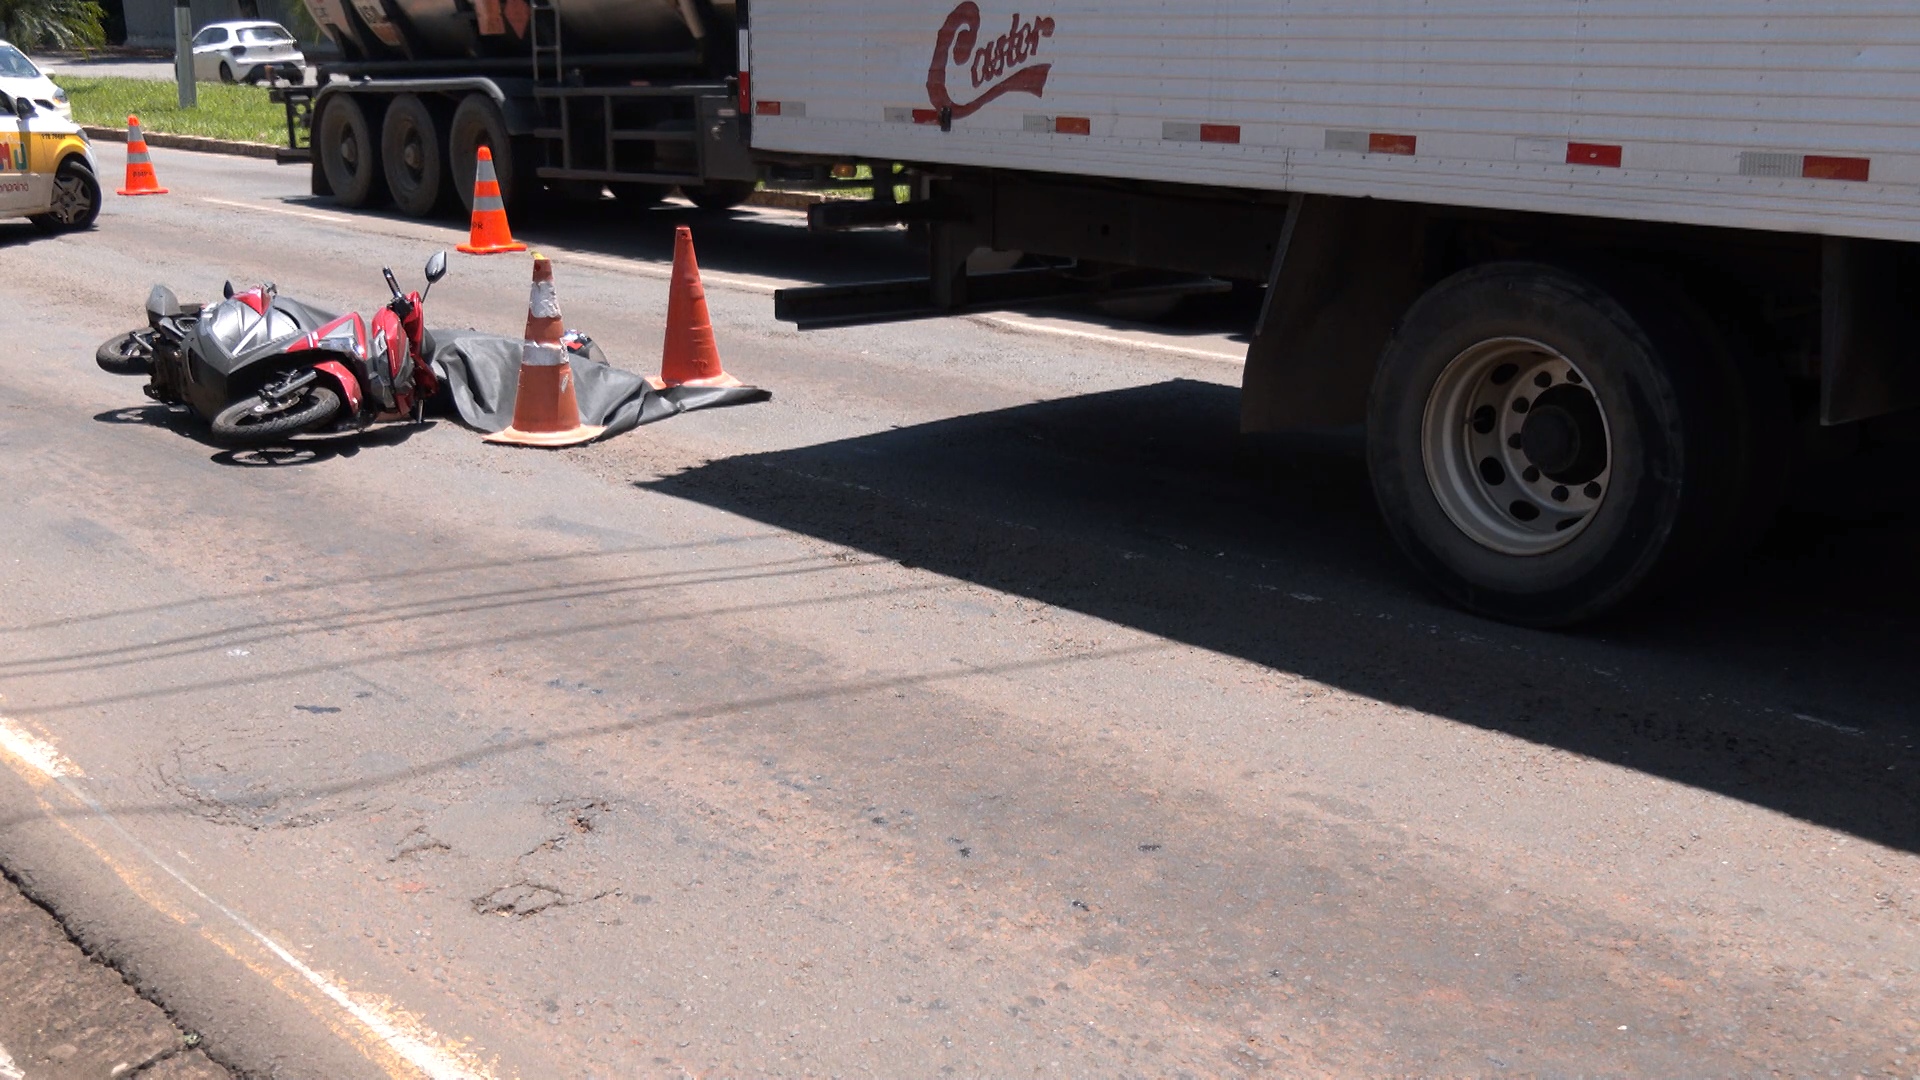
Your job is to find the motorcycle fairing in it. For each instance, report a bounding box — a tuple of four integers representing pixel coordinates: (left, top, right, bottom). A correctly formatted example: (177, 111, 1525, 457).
(288, 312, 369, 362)
(309, 360, 363, 417)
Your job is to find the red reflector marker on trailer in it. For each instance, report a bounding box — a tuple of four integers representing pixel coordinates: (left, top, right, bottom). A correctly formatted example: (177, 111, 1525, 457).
(1803, 155, 1870, 182)
(1368, 132, 1417, 156)
(1199, 124, 1240, 144)
(755, 100, 781, 116)
(1566, 142, 1623, 168)
(1054, 116, 1091, 136)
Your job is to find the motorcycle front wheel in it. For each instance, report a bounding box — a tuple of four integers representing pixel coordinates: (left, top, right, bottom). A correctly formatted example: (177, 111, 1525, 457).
(211, 386, 343, 445)
(95, 330, 154, 375)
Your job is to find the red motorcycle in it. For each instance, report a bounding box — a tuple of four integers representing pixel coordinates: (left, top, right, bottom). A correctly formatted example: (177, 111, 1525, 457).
(97, 251, 448, 445)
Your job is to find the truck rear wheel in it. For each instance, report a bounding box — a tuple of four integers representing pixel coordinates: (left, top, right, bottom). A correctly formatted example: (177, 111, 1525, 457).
(381, 94, 445, 217)
(683, 181, 756, 212)
(1366, 261, 1746, 626)
(318, 95, 381, 208)
(449, 94, 527, 212)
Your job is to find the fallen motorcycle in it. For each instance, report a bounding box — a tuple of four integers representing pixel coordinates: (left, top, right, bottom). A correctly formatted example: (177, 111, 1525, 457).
(96, 251, 448, 445)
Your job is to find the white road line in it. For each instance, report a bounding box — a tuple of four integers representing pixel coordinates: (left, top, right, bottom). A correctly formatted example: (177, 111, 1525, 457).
(1794, 712, 1863, 736)
(77, 797, 496, 1080)
(0, 716, 81, 779)
(0, 1042, 24, 1080)
(0, 715, 490, 1080)
(973, 314, 1245, 362)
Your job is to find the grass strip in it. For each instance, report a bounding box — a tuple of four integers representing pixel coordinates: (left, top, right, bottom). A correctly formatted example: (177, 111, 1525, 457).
(60, 77, 288, 144)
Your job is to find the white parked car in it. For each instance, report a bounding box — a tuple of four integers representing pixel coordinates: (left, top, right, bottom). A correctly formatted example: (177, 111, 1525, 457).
(0, 41, 72, 122)
(191, 21, 305, 84)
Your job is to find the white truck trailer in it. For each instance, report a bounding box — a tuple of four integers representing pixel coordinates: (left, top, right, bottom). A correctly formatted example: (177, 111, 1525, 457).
(751, 1, 1920, 625)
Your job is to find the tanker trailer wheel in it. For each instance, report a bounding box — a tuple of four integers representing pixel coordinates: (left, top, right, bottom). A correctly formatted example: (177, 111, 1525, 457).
(683, 180, 756, 212)
(381, 94, 446, 218)
(449, 94, 529, 212)
(1366, 261, 1747, 627)
(317, 95, 382, 208)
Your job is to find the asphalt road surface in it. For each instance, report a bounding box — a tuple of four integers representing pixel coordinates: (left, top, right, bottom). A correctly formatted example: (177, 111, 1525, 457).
(0, 148, 1915, 1078)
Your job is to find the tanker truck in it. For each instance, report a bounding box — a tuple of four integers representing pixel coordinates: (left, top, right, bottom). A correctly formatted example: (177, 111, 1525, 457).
(281, 0, 759, 215)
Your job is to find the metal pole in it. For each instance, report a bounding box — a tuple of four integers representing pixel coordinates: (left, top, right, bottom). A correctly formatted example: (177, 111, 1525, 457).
(174, 0, 196, 109)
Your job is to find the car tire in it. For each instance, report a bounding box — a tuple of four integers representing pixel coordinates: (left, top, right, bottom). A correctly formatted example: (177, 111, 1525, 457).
(317, 95, 381, 208)
(1366, 261, 1751, 626)
(381, 94, 445, 217)
(219, 61, 236, 84)
(29, 158, 102, 233)
(448, 94, 530, 213)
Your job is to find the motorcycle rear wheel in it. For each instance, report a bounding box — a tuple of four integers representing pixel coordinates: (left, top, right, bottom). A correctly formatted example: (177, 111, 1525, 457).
(211, 386, 343, 445)
(96, 330, 154, 375)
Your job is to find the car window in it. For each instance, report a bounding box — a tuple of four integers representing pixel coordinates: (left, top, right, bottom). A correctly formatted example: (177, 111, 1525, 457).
(239, 26, 294, 44)
(193, 27, 227, 46)
(0, 43, 41, 78)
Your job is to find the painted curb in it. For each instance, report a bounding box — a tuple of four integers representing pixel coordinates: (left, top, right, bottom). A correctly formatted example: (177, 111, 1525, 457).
(82, 125, 281, 159)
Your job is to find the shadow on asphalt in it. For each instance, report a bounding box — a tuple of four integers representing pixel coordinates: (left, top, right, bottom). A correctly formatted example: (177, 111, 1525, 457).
(279, 194, 1266, 348)
(641, 378, 1920, 854)
(92, 404, 435, 464)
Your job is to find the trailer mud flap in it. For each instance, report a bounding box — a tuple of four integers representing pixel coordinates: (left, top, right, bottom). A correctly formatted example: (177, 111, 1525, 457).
(1821, 236, 1920, 425)
(1240, 195, 1427, 433)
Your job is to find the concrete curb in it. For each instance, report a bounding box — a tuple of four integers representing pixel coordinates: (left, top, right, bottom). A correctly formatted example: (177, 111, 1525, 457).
(78, 127, 833, 209)
(81, 126, 282, 160)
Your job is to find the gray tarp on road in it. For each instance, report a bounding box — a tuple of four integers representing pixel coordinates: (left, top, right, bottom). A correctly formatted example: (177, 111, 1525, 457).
(426, 329, 770, 440)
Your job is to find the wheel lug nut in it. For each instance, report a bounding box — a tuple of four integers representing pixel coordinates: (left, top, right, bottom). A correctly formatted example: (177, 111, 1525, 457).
(1512, 397, 1530, 413)
(1534, 371, 1553, 388)
(1584, 482, 1602, 498)
(1551, 485, 1569, 502)
(1507, 433, 1523, 449)
(1523, 466, 1541, 483)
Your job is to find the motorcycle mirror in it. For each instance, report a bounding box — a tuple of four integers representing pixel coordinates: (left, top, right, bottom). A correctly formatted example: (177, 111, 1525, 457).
(222, 281, 235, 299)
(424, 250, 448, 284)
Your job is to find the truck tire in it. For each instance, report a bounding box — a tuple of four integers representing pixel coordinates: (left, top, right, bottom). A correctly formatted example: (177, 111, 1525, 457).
(318, 95, 382, 208)
(381, 94, 445, 217)
(683, 180, 756, 212)
(448, 94, 527, 212)
(1366, 261, 1746, 626)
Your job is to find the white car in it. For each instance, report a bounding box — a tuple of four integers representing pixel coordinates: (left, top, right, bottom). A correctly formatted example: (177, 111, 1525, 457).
(0, 41, 72, 122)
(191, 21, 305, 84)
(0, 87, 102, 232)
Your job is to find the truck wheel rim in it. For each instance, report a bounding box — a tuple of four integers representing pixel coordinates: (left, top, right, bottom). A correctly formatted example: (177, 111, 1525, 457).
(1420, 337, 1612, 556)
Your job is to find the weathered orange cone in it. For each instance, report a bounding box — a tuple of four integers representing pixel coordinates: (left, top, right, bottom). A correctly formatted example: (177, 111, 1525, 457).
(485, 255, 604, 447)
(654, 226, 743, 388)
(117, 116, 168, 196)
(457, 146, 526, 255)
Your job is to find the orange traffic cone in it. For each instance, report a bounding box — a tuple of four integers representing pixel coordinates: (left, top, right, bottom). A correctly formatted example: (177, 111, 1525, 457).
(485, 255, 604, 447)
(117, 116, 168, 196)
(457, 146, 526, 255)
(655, 226, 742, 388)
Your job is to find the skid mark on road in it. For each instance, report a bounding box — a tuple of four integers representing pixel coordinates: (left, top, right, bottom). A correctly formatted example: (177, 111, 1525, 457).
(0, 718, 496, 1080)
